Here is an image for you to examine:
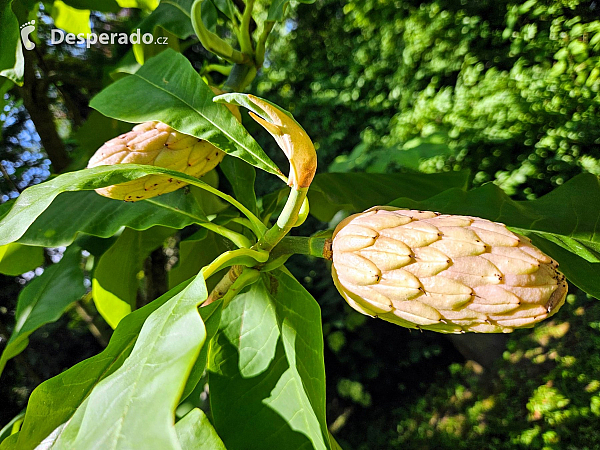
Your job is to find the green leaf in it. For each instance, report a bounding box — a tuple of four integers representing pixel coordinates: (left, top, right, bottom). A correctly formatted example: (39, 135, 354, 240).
(92, 227, 174, 328)
(209, 270, 330, 450)
(267, 0, 315, 22)
(0, 243, 44, 276)
(89, 49, 282, 177)
(51, 1, 91, 35)
(179, 298, 222, 400)
(0, 164, 229, 247)
(16, 187, 214, 247)
(135, 0, 195, 40)
(308, 171, 471, 222)
(0, 412, 24, 445)
(8, 280, 192, 450)
(109, 48, 141, 80)
(329, 433, 344, 450)
(211, 0, 236, 20)
(49, 271, 208, 449)
(175, 409, 226, 450)
(330, 134, 454, 173)
(0, 0, 19, 75)
(60, 0, 121, 13)
(0, 246, 85, 377)
(388, 174, 600, 298)
(116, 0, 158, 10)
(219, 155, 258, 216)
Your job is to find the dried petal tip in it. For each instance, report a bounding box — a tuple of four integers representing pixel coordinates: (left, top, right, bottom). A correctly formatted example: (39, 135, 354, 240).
(213, 93, 316, 189)
(331, 207, 568, 334)
(87, 121, 225, 202)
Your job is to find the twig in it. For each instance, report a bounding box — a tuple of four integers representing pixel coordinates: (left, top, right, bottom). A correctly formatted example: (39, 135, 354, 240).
(73, 301, 109, 348)
(203, 264, 243, 306)
(0, 162, 21, 193)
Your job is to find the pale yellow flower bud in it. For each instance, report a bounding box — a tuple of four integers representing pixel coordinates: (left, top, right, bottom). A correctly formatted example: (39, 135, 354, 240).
(87, 121, 225, 202)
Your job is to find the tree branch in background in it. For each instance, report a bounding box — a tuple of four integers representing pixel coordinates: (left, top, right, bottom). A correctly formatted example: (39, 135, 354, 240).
(19, 49, 70, 173)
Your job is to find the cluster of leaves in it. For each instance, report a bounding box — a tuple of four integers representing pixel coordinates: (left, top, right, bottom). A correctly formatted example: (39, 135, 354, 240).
(257, 0, 600, 198)
(0, 0, 599, 449)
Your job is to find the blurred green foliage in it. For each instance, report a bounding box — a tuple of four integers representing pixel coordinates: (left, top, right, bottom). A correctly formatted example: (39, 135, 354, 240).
(384, 292, 600, 450)
(257, 0, 600, 198)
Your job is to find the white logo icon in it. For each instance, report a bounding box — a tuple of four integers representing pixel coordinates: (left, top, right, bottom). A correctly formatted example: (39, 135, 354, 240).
(20, 20, 36, 50)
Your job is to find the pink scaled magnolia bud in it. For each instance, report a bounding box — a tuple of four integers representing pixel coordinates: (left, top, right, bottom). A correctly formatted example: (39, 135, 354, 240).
(331, 207, 568, 333)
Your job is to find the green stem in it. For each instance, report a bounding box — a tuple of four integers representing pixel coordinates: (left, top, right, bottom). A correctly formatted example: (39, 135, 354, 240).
(221, 268, 260, 307)
(200, 222, 252, 248)
(200, 247, 267, 280)
(238, 0, 255, 55)
(191, 0, 250, 65)
(254, 187, 308, 253)
(255, 21, 275, 67)
(203, 64, 233, 76)
(222, 63, 258, 92)
(181, 176, 266, 237)
(271, 236, 330, 259)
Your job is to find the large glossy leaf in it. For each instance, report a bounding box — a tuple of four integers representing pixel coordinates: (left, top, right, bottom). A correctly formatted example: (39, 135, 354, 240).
(175, 408, 226, 450)
(220, 155, 259, 216)
(0, 246, 85, 376)
(209, 270, 330, 450)
(89, 49, 282, 177)
(51, 1, 91, 35)
(388, 173, 600, 298)
(17, 183, 222, 247)
(0, 243, 44, 276)
(92, 227, 174, 328)
(2, 280, 192, 450)
(0, 164, 229, 247)
(49, 271, 209, 449)
(308, 171, 470, 222)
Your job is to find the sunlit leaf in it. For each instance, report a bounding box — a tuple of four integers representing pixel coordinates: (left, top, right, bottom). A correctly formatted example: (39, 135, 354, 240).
(92, 227, 174, 328)
(9, 280, 191, 450)
(175, 408, 226, 450)
(209, 270, 330, 450)
(0, 243, 44, 276)
(51, 1, 91, 35)
(49, 271, 208, 449)
(0, 164, 227, 247)
(59, 0, 121, 12)
(16, 185, 219, 247)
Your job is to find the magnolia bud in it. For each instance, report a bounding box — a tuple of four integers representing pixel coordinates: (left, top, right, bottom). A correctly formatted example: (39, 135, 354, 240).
(331, 207, 568, 333)
(87, 121, 225, 202)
